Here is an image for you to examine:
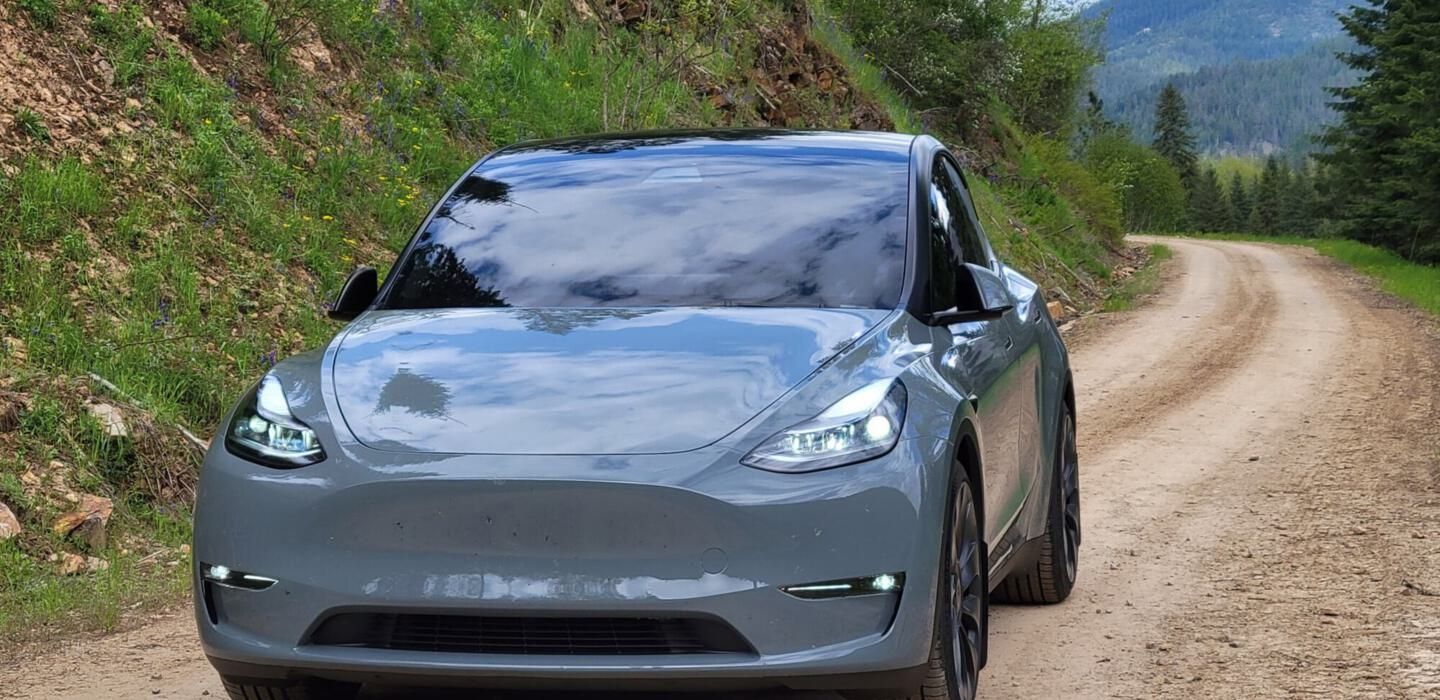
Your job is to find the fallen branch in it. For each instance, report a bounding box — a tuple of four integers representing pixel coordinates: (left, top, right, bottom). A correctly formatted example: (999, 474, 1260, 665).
(86, 372, 210, 454)
(1403, 580, 1440, 597)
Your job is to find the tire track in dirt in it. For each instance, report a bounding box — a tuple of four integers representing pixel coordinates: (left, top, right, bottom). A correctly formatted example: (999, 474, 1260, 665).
(1074, 239, 1280, 451)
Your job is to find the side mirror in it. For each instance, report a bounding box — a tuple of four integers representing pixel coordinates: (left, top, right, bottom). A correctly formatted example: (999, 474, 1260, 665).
(928, 263, 1015, 325)
(328, 266, 378, 322)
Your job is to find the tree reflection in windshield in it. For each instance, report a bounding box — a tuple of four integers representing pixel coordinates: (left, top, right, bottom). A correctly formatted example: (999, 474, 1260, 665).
(382, 132, 911, 310)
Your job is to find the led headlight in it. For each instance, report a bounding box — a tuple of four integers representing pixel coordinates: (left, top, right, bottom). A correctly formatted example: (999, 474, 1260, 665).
(742, 379, 907, 473)
(224, 375, 324, 468)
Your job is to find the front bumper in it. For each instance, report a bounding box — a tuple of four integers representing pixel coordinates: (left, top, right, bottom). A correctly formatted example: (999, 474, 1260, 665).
(193, 437, 954, 691)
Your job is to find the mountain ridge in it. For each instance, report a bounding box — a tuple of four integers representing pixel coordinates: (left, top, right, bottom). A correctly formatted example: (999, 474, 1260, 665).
(1084, 0, 1353, 155)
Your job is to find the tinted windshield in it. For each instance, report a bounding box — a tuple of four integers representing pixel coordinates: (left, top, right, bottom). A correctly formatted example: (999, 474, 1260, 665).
(381, 138, 910, 310)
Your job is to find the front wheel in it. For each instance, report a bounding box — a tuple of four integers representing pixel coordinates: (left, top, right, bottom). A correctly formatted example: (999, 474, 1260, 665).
(882, 473, 986, 700)
(994, 405, 1079, 604)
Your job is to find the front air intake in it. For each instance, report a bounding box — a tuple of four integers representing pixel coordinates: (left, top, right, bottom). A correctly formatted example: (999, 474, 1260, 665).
(308, 612, 752, 656)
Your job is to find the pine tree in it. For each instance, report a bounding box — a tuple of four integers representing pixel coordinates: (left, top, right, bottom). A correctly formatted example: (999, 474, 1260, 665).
(1318, 0, 1440, 262)
(1187, 168, 1227, 232)
(1279, 163, 1320, 236)
(1252, 157, 1288, 235)
(1229, 173, 1253, 233)
(1152, 83, 1199, 186)
(1077, 91, 1124, 149)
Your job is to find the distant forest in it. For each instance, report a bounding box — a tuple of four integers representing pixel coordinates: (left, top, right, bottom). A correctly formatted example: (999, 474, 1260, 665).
(1108, 39, 1360, 155)
(1085, 0, 1354, 156)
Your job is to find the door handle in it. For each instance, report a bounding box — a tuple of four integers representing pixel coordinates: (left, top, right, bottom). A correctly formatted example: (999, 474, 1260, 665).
(1003, 336, 1014, 351)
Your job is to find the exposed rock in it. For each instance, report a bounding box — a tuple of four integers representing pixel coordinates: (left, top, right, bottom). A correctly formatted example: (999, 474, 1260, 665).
(0, 392, 24, 432)
(87, 402, 128, 438)
(288, 35, 335, 74)
(86, 556, 110, 573)
(53, 494, 114, 551)
(569, 0, 597, 21)
(55, 552, 86, 576)
(1047, 300, 1064, 320)
(69, 514, 108, 551)
(0, 502, 20, 540)
(2, 337, 26, 363)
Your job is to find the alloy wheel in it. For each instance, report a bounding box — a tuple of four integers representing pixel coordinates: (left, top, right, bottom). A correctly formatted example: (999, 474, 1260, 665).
(1060, 413, 1081, 583)
(948, 483, 983, 700)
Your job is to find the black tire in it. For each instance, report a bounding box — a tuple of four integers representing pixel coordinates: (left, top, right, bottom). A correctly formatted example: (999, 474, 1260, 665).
(883, 473, 986, 700)
(221, 676, 360, 700)
(993, 405, 1079, 604)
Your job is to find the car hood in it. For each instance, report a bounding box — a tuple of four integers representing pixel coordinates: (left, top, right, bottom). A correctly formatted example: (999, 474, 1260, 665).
(331, 307, 891, 455)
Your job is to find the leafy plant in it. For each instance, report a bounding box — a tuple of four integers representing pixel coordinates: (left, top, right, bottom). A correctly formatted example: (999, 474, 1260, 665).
(186, 4, 228, 50)
(14, 108, 50, 143)
(18, 0, 58, 28)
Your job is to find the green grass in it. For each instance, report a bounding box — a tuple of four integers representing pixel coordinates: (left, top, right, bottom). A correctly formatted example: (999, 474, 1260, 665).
(17, 0, 57, 28)
(1102, 244, 1173, 312)
(14, 108, 50, 143)
(0, 539, 191, 641)
(1165, 234, 1440, 316)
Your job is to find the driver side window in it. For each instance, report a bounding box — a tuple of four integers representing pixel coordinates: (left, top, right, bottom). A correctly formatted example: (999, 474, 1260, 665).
(938, 159, 991, 268)
(927, 166, 964, 312)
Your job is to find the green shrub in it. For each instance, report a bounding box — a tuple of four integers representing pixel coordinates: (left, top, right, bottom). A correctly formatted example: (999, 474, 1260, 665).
(1025, 137, 1124, 245)
(186, 4, 228, 50)
(18, 0, 58, 28)
(1083, 132, 1188, 232)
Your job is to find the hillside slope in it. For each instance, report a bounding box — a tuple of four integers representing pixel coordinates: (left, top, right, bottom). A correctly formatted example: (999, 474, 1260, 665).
(1109, 38, 1358, 154)
(1086, 0, 1350, 154)
(0, 0, 1126, 641)
(1087, 0, 1350, 98)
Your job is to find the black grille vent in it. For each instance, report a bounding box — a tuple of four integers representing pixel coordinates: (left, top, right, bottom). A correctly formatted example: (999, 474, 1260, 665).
(309, 613, 751, 656)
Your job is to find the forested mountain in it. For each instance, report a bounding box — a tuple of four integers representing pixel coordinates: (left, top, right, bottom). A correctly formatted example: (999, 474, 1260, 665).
(1108, 39, 1360, 155)
(1085, 0, 1354, 155)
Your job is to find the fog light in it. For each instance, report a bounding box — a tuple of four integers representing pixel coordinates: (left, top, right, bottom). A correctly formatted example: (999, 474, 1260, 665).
(201, 562, 278, 591)
(781, 573, 905, 599)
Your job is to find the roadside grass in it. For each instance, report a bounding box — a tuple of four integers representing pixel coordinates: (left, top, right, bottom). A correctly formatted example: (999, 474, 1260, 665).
(1164, 234, 1440, 316)
(1102, 244, 1173, 312)
(0, 537, 191, 643)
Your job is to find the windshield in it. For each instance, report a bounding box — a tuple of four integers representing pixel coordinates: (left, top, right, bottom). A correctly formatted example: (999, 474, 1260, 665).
(380, 141, 910, 310)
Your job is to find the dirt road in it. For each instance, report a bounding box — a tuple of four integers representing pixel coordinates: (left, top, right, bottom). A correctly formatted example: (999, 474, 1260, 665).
(3, 238, 1437, 699)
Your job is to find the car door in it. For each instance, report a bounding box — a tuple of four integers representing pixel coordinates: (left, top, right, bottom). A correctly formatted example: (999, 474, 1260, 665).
(926, 155, 1025, 542)
(944, 161, 1046, 542)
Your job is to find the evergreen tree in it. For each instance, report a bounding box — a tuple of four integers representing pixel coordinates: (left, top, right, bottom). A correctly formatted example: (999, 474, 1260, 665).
(1279, 163, 1320, 236)
(1152, 83, 1199, 185)
(1318, 0, 1440, 262)
(1187, 168, 1227, 232)
(1229, 173, 1253, 233)
(1252, 157, 1288, 235)
(1077, 91, 1125, 149)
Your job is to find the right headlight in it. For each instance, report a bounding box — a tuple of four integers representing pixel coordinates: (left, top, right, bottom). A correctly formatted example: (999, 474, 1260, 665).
(742, 379, 907, 473)
(224, 375, 325, 468)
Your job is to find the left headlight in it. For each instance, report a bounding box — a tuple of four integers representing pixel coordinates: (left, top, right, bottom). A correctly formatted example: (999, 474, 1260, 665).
(742, 379, 907, 473)
(224, 375, 325, 468)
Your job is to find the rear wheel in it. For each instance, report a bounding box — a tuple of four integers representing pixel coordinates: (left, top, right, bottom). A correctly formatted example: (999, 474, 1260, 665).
(884, 472, 985, 700)
(220, 676, 359, 700)
(994, 405, 1079, 604)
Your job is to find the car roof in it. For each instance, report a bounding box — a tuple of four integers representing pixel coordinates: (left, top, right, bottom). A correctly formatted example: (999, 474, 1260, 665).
(482, 129, 919, 167)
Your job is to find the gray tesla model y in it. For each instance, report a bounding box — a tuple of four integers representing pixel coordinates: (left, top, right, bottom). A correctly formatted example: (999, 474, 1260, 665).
(193, 129, 1080, 700)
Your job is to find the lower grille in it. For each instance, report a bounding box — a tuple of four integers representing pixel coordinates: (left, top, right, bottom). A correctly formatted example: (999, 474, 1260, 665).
(309, 613, 751, 656)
